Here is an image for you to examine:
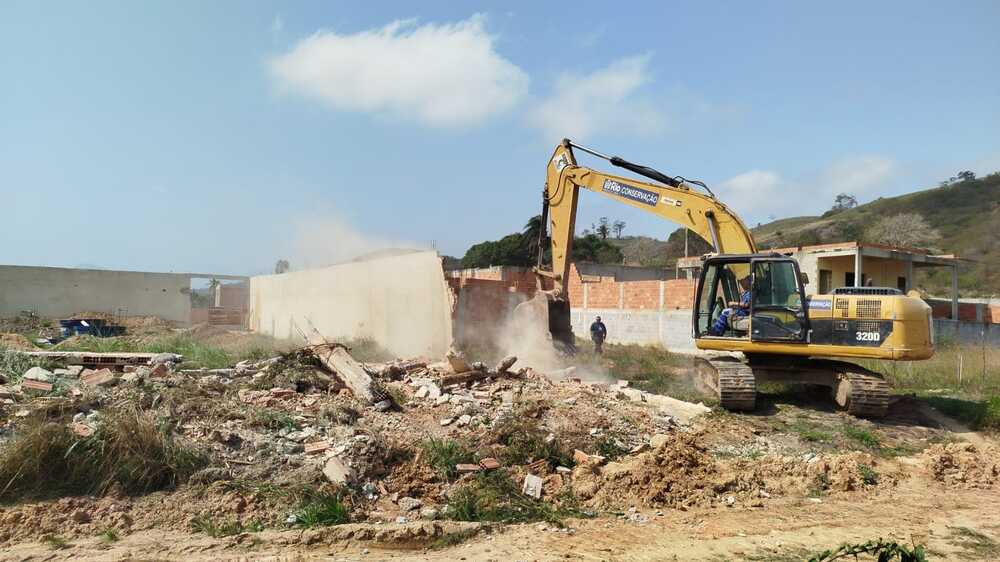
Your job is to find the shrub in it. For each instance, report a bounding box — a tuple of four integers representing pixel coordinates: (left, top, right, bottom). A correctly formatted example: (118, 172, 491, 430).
(0, 406, 206, 502)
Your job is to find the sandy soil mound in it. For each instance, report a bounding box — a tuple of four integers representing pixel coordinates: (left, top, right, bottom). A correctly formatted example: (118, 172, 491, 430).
(573, 432, 726, 509)
(572, 432, 897, 510)
(922, 442, 1000, 488)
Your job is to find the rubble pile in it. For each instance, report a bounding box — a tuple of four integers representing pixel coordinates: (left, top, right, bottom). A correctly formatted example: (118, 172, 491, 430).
(0, 341, 913, 546)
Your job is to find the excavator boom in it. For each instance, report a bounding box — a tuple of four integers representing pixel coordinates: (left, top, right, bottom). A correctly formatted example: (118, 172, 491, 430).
(541, 139, 756, 296)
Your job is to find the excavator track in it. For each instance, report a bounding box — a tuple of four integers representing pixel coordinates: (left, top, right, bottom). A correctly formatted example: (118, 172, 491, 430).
(696, 356, 890, 418)
(697, 357, 756, 411)
(831, 365, 891, 418)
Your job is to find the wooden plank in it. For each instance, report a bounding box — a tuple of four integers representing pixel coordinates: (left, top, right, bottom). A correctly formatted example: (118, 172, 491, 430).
(314, 345, 384, 405)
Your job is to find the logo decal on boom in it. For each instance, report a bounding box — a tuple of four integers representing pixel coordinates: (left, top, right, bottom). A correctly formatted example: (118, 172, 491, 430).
(602, 179, 659, 206)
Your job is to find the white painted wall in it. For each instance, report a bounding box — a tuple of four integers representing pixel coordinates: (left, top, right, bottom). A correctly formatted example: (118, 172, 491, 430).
(248, 251, 453, 358)
(0, 265, 191, 324)
(572, 308, 698, 352)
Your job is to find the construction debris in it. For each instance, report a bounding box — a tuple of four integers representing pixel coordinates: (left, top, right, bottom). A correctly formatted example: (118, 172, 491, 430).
(312, 344, 387, 405)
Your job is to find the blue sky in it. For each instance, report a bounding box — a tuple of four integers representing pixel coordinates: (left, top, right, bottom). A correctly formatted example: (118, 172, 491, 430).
(2, 1, 998, 275)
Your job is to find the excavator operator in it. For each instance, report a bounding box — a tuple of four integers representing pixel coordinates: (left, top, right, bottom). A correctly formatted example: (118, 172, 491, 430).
(710, 276, 752, 335)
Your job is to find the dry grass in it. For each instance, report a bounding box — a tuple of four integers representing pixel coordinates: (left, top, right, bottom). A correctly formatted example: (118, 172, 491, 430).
(0, 406, 206, 502)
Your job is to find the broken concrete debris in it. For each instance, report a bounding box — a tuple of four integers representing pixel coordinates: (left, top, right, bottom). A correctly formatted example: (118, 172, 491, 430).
(22, 366, 53, 382)
(323, 457, 354, 484)
(522, 474, 544, 499)
(0, 326, 752, 549)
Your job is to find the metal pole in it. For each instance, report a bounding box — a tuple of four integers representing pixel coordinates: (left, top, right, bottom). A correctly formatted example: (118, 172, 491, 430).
(854, 247, 863, 287)
(951, 265, 959, 320)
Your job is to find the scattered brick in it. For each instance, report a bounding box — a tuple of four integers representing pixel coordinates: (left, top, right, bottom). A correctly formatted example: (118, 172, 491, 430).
(81, 368, 117, 387)
(573, 449, 591, 465)
(305, 440, 331, 455)
(149, 363, 170, 378)
(527, 458, 549, 474)
(479, 457, 501, 470)
(455, 463, 482, 473)
(269, 388, 296, 398)
(21, 379, 53, 395)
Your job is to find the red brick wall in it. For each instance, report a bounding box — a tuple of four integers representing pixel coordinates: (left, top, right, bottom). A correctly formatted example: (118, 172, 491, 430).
(664, 279, 697, 309)
(928, 300, 999, 323)
(565, 264, 696, 310)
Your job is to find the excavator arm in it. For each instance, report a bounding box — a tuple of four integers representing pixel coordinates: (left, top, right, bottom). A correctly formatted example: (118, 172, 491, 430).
(539, 139, 757, 296)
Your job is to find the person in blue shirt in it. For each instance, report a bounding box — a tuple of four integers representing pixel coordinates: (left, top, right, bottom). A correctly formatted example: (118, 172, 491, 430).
(710, 276, 752, 336)
(590, 316, 608, 354)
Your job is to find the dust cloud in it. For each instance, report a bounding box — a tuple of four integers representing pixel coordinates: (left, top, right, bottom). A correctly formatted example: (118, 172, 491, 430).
(501, 293, 614, 384)
(288, 215, 429, 269)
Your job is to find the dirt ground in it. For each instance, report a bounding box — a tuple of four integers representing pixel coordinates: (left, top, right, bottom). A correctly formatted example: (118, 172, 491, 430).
(1, 337, 998, 561)
(2, 441, 997, 561)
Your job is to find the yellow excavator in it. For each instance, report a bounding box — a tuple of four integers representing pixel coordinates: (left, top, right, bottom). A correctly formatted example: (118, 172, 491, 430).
(532, 139, 935, 417)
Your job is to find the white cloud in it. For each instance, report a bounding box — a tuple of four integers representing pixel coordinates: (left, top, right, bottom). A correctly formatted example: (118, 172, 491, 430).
(716, 156, 898, 224)
(527, 55, 665, 142)
(267, 15, 528, 128)
(818, 156, 896, 196)
(716, 170, 783, 219)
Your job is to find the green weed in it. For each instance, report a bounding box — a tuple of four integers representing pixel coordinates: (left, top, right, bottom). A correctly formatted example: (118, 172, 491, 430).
(246, 408, 300, 431)
(420, 437, 476, 480)
(808, 538, 926, 561)
(857, 463, 879, 486)
(293, 493, 350, 527)
(841, 425, 881, 449)
(491, 413, 573, 468)
(190, 515, 264, 537)
(924, 396, 1000, 431)
(446, 471, 590, 524)
(791, 421, 832, 443)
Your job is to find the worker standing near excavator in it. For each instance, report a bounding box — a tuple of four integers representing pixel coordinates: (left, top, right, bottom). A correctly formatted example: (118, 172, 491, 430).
(590, 316, 607, 354)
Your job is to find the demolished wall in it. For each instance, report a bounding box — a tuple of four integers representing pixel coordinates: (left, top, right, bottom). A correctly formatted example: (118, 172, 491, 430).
(0, 265, 191, 324)
(248, 250, 453, 358)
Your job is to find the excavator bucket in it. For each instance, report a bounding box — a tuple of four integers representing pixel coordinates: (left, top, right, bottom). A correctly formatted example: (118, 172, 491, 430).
(511, 291, 576, 354)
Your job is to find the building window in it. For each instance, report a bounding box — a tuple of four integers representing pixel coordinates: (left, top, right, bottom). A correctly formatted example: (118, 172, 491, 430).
(897, 276, 906, 291)
(845, 272, 855, 287)
(819, 270, 833, 294)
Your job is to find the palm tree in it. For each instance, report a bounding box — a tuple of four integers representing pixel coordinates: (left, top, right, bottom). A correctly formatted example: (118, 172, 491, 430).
(523, 215, 544, 264)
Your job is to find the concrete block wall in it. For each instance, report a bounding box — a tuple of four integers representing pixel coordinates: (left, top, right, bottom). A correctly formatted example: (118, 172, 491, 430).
(0, 265, 191, 325)
(572, 309, 696, 352)
(248, 251, 453, 358)
(934, 319, 1000, 346)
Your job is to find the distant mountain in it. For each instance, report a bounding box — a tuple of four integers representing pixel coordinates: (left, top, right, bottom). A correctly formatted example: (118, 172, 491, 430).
(752, 173, 1000, 297)
(605, 173, 998, 296)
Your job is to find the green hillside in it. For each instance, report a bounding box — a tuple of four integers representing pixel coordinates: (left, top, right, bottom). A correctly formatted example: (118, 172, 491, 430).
(752, 173, 1000, 296)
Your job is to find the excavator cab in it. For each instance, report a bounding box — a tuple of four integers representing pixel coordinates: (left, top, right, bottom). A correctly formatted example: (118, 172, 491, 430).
(694, 254, 809, 342)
